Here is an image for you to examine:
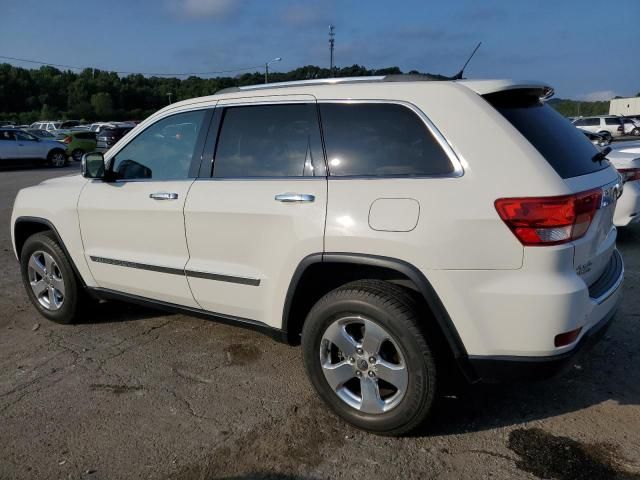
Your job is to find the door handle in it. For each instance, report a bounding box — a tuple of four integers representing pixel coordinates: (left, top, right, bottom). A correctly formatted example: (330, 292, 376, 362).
(274, 193, 315, 203)
(149, 192, 179, 200)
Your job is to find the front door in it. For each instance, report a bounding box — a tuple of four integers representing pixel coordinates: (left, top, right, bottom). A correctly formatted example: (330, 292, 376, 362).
(78, 108, 211, 307)
(184, 96, 327, 327)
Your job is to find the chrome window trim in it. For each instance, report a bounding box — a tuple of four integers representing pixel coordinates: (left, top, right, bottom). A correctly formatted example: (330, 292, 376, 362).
(317, 99, 464, 178)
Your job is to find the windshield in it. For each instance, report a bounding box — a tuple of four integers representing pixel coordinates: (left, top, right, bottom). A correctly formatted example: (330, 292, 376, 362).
(485, 92, 609, 179)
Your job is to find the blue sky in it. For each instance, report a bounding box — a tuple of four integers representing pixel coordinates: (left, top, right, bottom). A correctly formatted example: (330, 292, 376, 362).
(1, 0, 638, 100)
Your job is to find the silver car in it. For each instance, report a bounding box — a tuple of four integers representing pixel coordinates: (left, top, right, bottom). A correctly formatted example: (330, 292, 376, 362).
(0, 129, 68, 167)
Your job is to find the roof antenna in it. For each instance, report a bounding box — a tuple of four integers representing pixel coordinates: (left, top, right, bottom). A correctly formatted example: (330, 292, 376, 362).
(450, 42, 482, 80)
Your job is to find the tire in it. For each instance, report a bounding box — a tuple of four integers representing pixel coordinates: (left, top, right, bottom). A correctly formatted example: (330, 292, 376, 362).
(597, 131, 612, 142)
(632, 128, 640, 137)
(71, 149, 85, 162)
(20, 231, 83, 324)
(301, 279, 437, 436)
(48, 149, 67, 167)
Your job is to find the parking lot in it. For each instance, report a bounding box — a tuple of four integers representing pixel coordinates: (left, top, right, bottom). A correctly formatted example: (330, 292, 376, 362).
(0, 164, 639, 480)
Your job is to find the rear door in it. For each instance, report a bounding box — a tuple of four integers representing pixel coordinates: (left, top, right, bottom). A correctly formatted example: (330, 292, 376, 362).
(184, 95, 327, 327)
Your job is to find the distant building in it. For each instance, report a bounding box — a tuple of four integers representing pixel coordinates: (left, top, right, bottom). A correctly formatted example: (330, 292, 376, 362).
(610, 97, 640, 116)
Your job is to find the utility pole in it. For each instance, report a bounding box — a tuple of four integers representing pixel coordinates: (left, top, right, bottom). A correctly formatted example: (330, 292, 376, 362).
(329, 25, 335, 72)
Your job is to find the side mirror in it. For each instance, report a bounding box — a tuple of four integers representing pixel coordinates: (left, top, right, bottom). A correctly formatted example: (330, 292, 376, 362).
(82, 152, 106, 179)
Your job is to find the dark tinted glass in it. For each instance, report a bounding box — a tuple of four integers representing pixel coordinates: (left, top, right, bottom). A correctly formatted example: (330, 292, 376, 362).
(573, 119, 586, 126)
(213, 104, 324, 177)
(319, 103, 453, 176)
(605, 117, 621, 125)
(0, 130, 15, 140)
(487, 94, 608, 179)
(585, 118, 600, 126)
(77, 132, 96, 140)
(112, 110, 205, 180)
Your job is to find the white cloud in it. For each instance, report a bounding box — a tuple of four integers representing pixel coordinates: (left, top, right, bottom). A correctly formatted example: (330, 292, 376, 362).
(169, 0, 236, 18)
(582, 90, 618, 102)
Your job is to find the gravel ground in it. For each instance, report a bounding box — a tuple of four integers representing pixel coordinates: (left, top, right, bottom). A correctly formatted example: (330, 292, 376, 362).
(0, 163, 639, 480)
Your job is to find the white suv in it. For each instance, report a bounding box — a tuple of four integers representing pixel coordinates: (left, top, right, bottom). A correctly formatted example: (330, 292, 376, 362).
(11, 77, 624, 435)
(573, 116, 625, 138)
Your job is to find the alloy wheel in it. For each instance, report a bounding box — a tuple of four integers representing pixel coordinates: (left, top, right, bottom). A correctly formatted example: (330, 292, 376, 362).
(27, 251, 65, 311)
(320, 315, 408, 414)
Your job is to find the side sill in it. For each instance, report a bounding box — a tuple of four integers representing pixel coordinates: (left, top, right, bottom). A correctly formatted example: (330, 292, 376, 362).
(86, 287, 289, 343)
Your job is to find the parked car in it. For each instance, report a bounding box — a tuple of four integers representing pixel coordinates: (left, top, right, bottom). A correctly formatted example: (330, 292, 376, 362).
(59, 130, 97, 161)
(11, 77, 624, 436)
(25, 128, 57, 139)
(89, 122, 116, 133)
(606, 144, 640, 226)
(95, 124, 134, 152)
(0, 128, 68, 167)
(573, 116, 624, 138)
(621, 117, 640, 136)
(59, 120, 81, 129)
(583, 130, 611, 146)
(30, 121, 62, 133)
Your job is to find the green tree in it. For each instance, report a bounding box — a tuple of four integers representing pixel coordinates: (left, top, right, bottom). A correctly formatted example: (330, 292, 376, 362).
(90, 92, 114, 118)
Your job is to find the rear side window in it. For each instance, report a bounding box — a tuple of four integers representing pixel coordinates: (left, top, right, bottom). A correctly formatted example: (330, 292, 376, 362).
(605, 117, 621, 125)
(486, 93, 608, 179)
(213, 103, 324, 177)
(320, 103, 453, 176)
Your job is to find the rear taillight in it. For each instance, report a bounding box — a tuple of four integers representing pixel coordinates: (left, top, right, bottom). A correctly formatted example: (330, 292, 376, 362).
(618, 168, 640, 183)
(62, 136, 72, 144)
(495, 189, 602, 246)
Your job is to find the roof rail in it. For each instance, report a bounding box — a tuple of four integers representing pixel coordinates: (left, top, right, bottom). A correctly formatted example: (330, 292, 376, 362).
(215, 73, 448, 94)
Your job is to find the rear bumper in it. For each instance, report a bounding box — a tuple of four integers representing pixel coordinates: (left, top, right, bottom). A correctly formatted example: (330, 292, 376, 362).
(468, 306, 617, 382)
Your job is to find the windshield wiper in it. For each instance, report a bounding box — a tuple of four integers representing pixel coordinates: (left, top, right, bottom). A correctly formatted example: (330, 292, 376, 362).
(592, 146, 611, 163)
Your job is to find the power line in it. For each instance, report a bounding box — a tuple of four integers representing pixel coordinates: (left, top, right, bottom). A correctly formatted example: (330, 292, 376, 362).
(0, 54, 267, 77)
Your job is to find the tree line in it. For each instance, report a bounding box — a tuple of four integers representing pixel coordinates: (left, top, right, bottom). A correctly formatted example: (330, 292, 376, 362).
(0, 62, 629, 124)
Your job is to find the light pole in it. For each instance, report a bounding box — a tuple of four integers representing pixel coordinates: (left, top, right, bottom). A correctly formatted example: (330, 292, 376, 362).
(167, 92, 173, 104)
(264, 57, 282, 83)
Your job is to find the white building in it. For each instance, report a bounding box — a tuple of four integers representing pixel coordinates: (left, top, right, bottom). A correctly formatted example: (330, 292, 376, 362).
(610, 97, 640, 116)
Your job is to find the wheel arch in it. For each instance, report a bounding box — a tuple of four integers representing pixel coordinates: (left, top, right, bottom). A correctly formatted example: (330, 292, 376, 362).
(13, 216, 87, 288)
(282, 252, 475, 379)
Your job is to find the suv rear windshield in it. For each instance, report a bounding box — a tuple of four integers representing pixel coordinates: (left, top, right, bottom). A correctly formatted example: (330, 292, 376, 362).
(485, 92, 608, 179)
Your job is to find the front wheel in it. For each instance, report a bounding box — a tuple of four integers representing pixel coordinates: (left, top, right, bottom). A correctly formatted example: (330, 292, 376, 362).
(20, 231, 83, 324)
(302, 280, 437, 436)
(48, 149, 67, 167)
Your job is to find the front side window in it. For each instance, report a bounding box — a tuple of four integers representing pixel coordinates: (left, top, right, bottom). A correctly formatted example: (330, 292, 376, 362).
(213, 103, 325, 178)
(319, 103, 454, 177)
(112, 110, 205, 180)
(0, 131, 16, 141)
(15, 131, 37, 141)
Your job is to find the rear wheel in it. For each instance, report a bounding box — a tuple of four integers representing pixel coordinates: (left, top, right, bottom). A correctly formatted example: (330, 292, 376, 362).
(20, 231, 83, 324)
(302, 280, 437, 436)
(597, 131, 612, 142)
(48, 149, 67, 167)
(71, 149, 85, 162)
(632, 128, 640, 136)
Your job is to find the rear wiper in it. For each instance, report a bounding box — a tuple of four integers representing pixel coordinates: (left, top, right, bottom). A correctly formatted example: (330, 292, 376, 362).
(592, 146, 611, 163)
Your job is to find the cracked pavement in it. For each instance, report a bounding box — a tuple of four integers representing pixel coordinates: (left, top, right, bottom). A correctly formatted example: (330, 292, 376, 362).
(1, 164, 639, 480)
